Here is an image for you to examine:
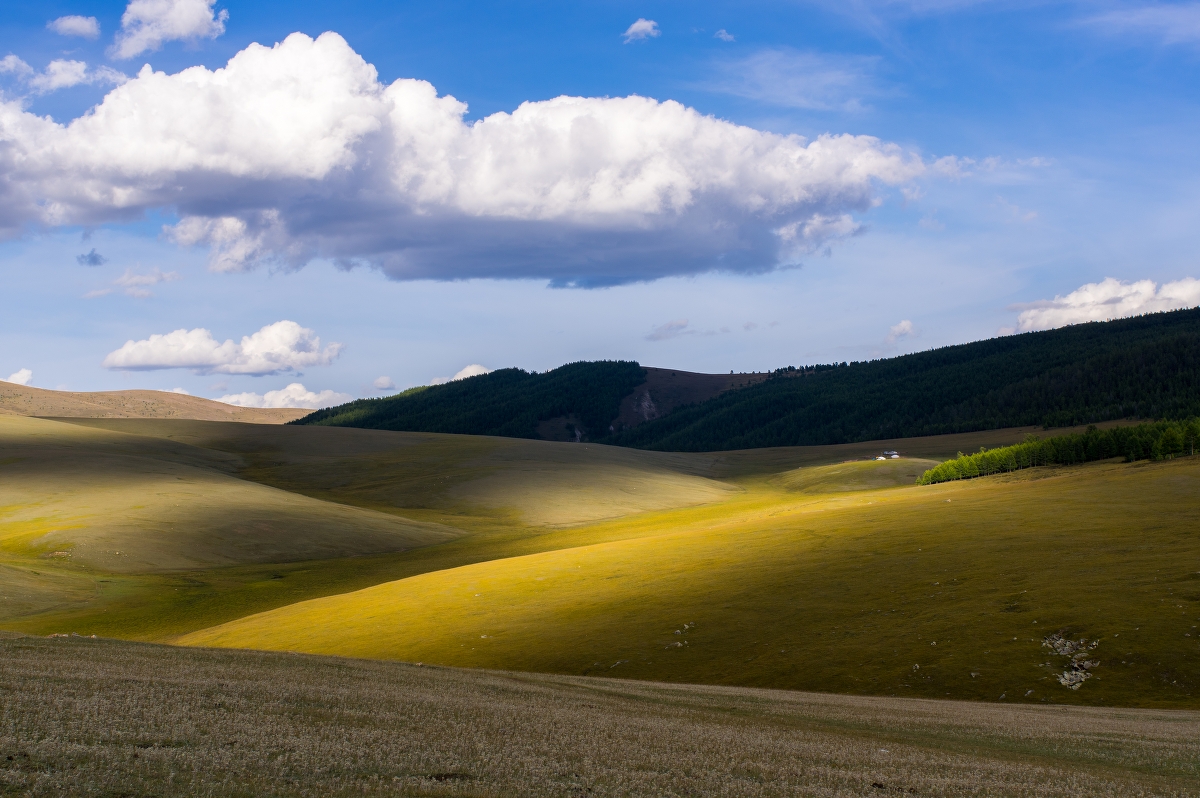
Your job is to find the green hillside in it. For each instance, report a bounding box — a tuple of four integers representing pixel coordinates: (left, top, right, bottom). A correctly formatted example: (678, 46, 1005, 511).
(613, 308, 1200, 451)
(296, 360, 645, 439)
(296, 309, 1200, 452)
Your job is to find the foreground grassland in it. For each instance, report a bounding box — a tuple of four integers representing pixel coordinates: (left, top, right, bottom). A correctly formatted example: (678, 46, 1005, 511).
(3, 415, 1196, 709)
(3, 634, 1198, 797)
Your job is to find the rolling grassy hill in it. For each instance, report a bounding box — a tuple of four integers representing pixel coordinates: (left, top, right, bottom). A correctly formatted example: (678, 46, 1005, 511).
(181, 453, 1200, 708)
(297, 308, 1200, 451)
(0, 382, 306, 422)
(4, 414, 1196, 708)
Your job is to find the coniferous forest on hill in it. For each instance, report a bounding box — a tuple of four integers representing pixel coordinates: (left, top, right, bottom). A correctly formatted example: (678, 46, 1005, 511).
(296, 308, 1200, 451)
(297, 360, 647, 438)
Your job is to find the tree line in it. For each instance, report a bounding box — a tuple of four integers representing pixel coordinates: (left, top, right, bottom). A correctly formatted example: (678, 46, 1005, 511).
(916, 419, 1200, 485)
(607, 308, 1200, 451)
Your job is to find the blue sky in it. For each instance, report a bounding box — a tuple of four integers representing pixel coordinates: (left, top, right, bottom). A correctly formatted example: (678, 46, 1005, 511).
(1, 1, 1198, 405)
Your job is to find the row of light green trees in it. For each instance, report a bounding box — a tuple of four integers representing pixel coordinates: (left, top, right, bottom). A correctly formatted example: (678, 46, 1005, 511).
(916, 420, 1200, 485)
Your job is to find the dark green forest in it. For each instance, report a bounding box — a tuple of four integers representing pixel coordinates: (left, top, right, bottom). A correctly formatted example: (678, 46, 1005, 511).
(608, 308, 1200, 451)
(916, 420, 1200, 485)
(294, 361, 645, 438)
(296, 308, 1200, 451)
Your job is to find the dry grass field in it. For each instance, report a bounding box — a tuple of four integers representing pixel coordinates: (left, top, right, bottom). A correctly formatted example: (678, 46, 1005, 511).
(0, 382, 306, 423)
(2, 633, 1197, 797)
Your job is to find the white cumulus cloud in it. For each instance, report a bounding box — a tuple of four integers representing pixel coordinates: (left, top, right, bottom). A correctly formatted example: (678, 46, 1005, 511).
(430, 364, 491, 385)
(219, 382, 352, 409)
(0, 31, 923, 284)
(714, 29, 735, 42)
(102, 320, 342, 375)
(1014, 277, 1200, 332)
(112, 0, 229, 59)
(372, 375, 396, 390)
(623, 18, 660, 42)
(48, 15, 101, 39)
(887, 319, 915, 342)
(4, 368, 32, 385)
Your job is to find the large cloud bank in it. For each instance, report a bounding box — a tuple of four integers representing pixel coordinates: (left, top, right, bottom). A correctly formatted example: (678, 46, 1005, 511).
(1016, 277, 1200, 332)
(102, 320, 342, 375)
(0, 32, 923, 285)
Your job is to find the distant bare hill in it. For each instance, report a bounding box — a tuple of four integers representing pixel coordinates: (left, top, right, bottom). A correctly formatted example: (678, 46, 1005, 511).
(0, 382, 306, 423)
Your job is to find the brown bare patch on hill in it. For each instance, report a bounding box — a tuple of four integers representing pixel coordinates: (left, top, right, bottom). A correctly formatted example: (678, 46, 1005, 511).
(0, 382, 306, 423)
(609, 367, 770, 434)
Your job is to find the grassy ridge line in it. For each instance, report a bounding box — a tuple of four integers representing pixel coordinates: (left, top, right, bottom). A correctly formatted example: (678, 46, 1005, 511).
(7, 636, 1197, 797)
(296, 360, 646, 439)
(918, 419, 1200, 485)
(610, 308, 1200, 451)
(182, 456, 1200, 708)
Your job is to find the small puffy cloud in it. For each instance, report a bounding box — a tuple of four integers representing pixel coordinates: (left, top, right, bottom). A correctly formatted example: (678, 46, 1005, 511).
(102, 320, 343, 375)
(219, 382, 352, 409)
(112, 0, 229, 59)
(887, 319, 915, 342)
(1084, 4, 1200, 46)
(0, 32, 923, 285)
(30, 60, 91, 92)
(48, 16, 101, 39)
(1014, 277, 1200, 332)
(714, 29, 735, 42)
(372, 375, 396, 391)
(4, 368, 32, 385)
(646, 319, 691, 341)
(167, 387, 189, 394)
(77, 248, 107, 267)
(706, 48, 877, 111)
(623, 18, 660, 42)
(430, 364, 491, 385)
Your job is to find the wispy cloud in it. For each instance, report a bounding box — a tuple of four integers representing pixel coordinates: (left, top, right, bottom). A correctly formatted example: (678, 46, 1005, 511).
(714, 29, 735, 41)
(1083, 3, 1200, 46)
(704, 48, 879, 111)
(646, 319, 692, 341)
(85, 267, 181, 298)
